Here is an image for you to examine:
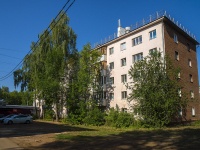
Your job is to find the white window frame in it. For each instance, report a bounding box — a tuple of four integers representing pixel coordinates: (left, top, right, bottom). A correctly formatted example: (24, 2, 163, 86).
(149, 30, 156, 40)
(192, 107, 195, 116)
(190, 90, 194, 99)
(188, 59, 192, 67)
(175, 51, 179, 61)
(174, 33, 178, 43)
(109, 77, 114, 84)
(120, 42, 126, 51)
(121, 58, 126, 66)
(133, 35, 142, 46)
(178, 72, 181, 79)
(121, 74, 127, 83)
(133, 53, 143, 63)
(109, 47, 114, 55)
(121, 91, 127, 99)
(149, 48, 157, 55)
(178, 89, 182, 97)
(190, 74, 193, 83)
(109, 93, 114, 100)
(109, 62, 114, 70)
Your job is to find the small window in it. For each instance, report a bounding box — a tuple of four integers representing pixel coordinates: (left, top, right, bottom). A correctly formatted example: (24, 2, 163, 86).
(121, 58, 126, 66)
(149, 48, 157, 55)
(189, 74, 193, 83)
(120, 42, 126, 51)
(121, 91, 127, 99)
(101, 76, 107, 85)
(133, 53, 143, 63)
(121, 74, 127, 83)
(187, 43, 191, 52)
(190, 90, 194, 99)
(179, 107, 182, 116)
(109, 77, 114, 84)
(109, 93, 114, 100)
(174, 33, 178, 43)
(122, 108, 127, 112)
(175, 51, 179, 60)
(109, 47, 114, 55)
(192, 107, 195, 117)
(133, 35, 142, 46)
(188, 59, 192, 67)
(178, 89, 182, 97)
(149, 30, 156, 40)
(177, 72, 181, 79)
(109, 62, 114, 70)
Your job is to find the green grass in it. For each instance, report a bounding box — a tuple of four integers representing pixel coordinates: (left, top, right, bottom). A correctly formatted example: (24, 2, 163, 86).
(53, 122, 200, 149)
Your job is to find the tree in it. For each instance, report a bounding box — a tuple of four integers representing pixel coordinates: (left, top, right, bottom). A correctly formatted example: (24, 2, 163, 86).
(14, 12, 78, 121)
(67, 43, 102, 124)
(128, 51, 188, 127)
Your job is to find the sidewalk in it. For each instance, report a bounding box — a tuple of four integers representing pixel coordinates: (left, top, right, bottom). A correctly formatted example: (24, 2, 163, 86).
(0, 138, 23, 150)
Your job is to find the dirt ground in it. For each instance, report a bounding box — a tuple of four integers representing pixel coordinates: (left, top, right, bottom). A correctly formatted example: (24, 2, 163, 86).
(1, 120, 200, 150)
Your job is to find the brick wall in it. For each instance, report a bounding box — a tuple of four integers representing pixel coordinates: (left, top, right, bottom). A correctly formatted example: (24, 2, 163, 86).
(164, 19, 200, 120)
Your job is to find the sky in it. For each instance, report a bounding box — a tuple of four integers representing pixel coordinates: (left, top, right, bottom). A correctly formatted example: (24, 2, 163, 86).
(0, 0, 200, 92)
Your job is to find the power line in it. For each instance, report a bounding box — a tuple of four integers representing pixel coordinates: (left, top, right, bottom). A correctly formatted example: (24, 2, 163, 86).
(0, 0, 76, 81)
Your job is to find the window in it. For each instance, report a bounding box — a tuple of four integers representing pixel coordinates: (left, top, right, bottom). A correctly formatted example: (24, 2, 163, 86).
(192, 107, 195, 117)
(109, 77, 114, 84)
(133, 35, 142, 46)
(121, 74, 127, 83)
(133, 53, 143, 63)
(121, 58, 126, 66)
(188, 59, 192, 67)
(175, 51, 179, 60)
(109, 93, 114, 100)
(187, 43, 191, 52)
(177, 72, 181, 79)
(179, 107, 182, 116)
(190, 74, 193, 83)
(149, 30, 156, 40)
(174, 33, 178, 43)
(190, 90, 194, 99)
(149, 48, 157, 55)
(101, 76, 107, 85)
(120, 42, 126, 51)
(109, 47, 114, 55)
(178, 89, 182, 97)
(122, 108, 127, 113)
(109, 62, 114, 70)
(121, 91, 127, 99)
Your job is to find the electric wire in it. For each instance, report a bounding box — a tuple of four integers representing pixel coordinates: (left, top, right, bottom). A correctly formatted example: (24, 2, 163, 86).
(0, 0, 75, 81)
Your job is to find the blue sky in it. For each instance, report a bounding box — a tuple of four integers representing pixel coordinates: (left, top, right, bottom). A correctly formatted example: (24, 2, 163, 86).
(0, 0, 200, 92)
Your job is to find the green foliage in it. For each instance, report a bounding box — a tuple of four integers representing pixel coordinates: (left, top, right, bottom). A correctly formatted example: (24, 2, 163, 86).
(128, 51, 188, 128)
(0, 86, 33, 105)
(83, 106, 105, 126)
(105, 108, 135, 128)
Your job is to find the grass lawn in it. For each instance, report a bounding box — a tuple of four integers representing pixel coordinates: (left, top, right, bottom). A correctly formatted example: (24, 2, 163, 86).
(53, 123, 200, 150)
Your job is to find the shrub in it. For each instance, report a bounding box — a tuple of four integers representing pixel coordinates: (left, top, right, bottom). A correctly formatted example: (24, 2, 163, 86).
(83, 107, 105, 126)
(105, 108, 135, 128)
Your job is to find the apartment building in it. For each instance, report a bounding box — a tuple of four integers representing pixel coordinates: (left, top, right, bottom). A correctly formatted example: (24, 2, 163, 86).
(96, 11, 200, 120)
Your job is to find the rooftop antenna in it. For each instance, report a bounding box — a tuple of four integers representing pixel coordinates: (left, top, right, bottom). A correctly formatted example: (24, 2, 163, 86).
(118, 19, 121, 27)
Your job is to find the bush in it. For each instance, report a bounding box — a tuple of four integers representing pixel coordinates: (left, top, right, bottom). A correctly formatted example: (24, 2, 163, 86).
(105, 108, 135, 128)
(83, 107, 105, 126)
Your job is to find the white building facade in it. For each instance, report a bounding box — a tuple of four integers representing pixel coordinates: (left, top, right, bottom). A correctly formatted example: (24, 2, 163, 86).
(96, 11, 200, 120)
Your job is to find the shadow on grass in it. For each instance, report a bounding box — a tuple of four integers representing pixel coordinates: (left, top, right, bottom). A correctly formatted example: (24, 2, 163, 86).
(0, 120, 95, 138)
(30, 127, 200, 150)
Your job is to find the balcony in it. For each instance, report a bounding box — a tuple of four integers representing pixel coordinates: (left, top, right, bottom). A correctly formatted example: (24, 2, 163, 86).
(100, 54, 107, 62)
(101, 69, 106, 76)
(98, 99, 107, 106)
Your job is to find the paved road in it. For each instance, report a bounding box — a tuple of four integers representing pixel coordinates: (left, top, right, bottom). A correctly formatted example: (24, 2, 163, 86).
(0, 138, 23, 150)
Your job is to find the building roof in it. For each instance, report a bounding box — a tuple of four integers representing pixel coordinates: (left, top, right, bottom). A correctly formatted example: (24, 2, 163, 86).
(93, 10, 199, 49)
